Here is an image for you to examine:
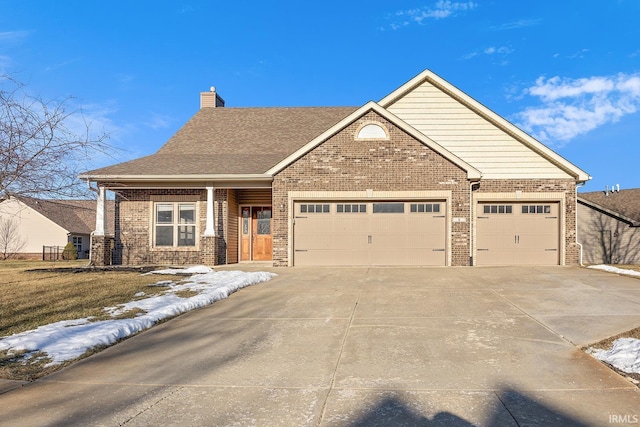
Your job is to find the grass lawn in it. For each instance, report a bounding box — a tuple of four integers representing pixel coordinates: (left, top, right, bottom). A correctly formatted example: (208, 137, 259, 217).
(0, 260, 165, 380)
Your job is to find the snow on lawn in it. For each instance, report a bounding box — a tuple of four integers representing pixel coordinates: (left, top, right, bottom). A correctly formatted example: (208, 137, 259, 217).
(588, 264, 640, 278)
(586, 265, 640, 375)
(589, 338, 640, 375)
(0, 267, 275, 366)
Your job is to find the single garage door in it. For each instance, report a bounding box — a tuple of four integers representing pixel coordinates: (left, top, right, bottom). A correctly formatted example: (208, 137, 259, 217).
(294, 201, 446, 266)
(476, 202, 560, 265)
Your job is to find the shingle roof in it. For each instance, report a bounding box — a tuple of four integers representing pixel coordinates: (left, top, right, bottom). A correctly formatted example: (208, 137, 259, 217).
(17, 197, 115, 235)
(84, 106, 357, 177)
(578, 188, 640, 225)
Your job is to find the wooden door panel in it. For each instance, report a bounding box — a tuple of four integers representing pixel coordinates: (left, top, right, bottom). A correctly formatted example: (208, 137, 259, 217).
(240, 207, 251, 261)
(252, 207, 272, 261)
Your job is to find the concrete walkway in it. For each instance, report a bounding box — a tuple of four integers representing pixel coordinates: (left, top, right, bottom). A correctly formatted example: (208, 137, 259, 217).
(1, 266, 640, 426)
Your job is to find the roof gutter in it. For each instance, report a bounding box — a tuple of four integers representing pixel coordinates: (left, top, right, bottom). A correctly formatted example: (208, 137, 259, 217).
(78, 174, 274, 183)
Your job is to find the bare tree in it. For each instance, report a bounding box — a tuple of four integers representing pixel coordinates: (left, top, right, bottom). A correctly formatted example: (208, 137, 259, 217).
(0, 74, 111, 199)
(0, 217, 26, 259)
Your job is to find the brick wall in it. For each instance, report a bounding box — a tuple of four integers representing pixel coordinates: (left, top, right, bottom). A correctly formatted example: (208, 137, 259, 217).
(273, 111, 470, 266)
(90, 235, 114, 266)
(111, 188, 228, 266)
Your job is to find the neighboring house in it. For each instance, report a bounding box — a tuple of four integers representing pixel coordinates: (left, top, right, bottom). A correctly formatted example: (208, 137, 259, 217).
(0, 196, 113, 259)
(578, 188, 640, 265)
(81, 69, 590, 267)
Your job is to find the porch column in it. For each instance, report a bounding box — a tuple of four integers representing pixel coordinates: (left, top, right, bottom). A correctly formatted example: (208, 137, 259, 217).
(204, 186, 215, 236)
(91, 185, 112, 266)
(94, 186, 106, 236)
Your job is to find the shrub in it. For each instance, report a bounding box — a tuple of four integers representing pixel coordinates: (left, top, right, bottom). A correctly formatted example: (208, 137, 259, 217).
(62, 242, 78, 260)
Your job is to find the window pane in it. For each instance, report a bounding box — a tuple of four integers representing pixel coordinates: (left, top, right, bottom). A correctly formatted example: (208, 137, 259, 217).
(257, 218, 271, 235)
(373, 203, 404, 213)
(522, 206, 528, 214)
(308, 205, 315, 213)
(300, 205, 307, 213)
(544, 205, 551, 214)
(345, 204, 351, 213)
(257, 209, 272, 219)
(490, 205, 497, 214)
(425, 204, 432, 213)
(505, 205, 512, 214)
(483, 205, 490, 214)
(178, 225, 196, 246)
(323, 204, 330, 213)
(179, 204, 195, 224)
(360, 204, 366, 213)
(242, 208, 249, 234)
(433, 204, 440, 213)
(498, 205, 505, 214)
(156, 204, 173, 223)
(315, 204, 322, 213)
(156, 226, 173, 246)
(337, 204, 344, 213)
(410, 204, 417, 213)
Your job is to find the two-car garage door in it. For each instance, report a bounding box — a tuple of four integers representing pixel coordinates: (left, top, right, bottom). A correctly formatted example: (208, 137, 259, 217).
(293, 201, 446, 266)
(476, 202, 560, 265)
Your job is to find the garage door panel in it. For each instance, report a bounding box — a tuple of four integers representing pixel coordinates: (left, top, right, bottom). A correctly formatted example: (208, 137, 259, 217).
(294, 201, 447, 266)
(476, 202, 559, 266)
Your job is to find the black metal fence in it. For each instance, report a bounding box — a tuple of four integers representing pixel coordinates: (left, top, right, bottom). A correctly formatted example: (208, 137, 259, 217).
(42, 246, 63, 261)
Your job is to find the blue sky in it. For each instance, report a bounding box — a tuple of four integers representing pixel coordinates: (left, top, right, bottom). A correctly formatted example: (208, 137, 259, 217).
(2, 0, 639, 192)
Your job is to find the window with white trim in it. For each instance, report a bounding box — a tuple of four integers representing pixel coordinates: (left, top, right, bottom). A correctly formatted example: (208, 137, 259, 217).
(154, 203, 196, 247)
(72, 236, 83, 253)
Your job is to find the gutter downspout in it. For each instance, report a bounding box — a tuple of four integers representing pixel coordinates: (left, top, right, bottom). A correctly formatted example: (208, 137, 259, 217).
(469, 180, 480, 266)
(576, 182, 586, 266)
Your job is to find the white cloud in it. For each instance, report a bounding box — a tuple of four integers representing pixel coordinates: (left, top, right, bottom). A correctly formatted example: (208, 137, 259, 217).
(0, 30, 30, 42)
(461, 46, 512, 61)
(515, 73, 640, 145)
(484, 46, 513, 55)
(490, 19, 542, 30)
(389, 1, 478, 29)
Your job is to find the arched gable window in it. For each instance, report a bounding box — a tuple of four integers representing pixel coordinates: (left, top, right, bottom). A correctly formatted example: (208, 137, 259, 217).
(355, 122, 389, 140)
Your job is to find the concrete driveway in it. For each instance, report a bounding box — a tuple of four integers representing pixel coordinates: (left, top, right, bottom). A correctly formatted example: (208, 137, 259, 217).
(2, 266, 640, 426)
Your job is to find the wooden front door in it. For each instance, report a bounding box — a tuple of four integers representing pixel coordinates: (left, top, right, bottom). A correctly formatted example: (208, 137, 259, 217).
(240, 207, 272, 261)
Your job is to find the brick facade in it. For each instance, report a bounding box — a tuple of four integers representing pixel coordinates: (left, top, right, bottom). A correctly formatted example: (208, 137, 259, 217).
(90, 235, 114, 266)
(109, 188, 228, 266)
(272, 111, 471, 266)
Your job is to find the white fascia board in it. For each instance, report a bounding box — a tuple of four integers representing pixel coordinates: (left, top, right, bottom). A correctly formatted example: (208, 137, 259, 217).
(78, 174, 273, 182)
(266, 101, 481, 180)
(379, 69, 591, 183)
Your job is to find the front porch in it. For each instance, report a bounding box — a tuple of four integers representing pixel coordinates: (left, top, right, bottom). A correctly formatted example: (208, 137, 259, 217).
(90, 187, 273, 267)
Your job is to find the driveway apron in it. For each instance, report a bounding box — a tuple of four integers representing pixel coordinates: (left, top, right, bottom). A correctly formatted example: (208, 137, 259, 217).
(1, 266, 640, 426)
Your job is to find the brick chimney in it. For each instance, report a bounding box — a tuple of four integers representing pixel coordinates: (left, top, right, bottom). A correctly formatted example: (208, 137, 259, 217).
(200, 86, 225, 109)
